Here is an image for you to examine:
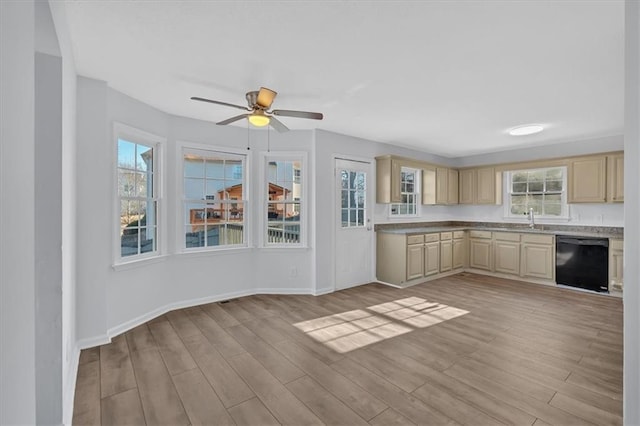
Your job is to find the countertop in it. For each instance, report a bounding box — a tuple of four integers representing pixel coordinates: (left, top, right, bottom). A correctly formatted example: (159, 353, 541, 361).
(375, 222, 623, 239)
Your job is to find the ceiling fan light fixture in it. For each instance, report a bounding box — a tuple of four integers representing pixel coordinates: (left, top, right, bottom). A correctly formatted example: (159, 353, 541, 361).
(508, 124, 545, 136)
(248, 113, 270, 127)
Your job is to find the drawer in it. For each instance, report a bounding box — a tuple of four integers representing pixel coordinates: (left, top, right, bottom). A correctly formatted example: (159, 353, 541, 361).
(440, 232, 453, 240)
(407, 234, 424, 245)
(469, 230, 492, 239)
(521, 234, 554, 245)
(493, 232, 520, 242)
(424, 233, 440, 243)
(453, 230, 466, 239)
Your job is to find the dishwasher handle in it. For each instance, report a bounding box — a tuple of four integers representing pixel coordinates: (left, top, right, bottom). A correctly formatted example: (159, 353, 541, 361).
(557, 237, 609, 247)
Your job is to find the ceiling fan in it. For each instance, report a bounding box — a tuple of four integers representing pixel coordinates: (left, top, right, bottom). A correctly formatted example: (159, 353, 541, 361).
(191, 87, 323, 132)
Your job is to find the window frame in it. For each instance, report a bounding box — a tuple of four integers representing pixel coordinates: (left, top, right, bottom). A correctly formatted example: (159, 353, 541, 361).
(389, 167, 420, 218)
(178, 142, 250, 253)
(260, 152, 308, 248)
(113, 122, 165, 266)
(504, 166, 569, 220)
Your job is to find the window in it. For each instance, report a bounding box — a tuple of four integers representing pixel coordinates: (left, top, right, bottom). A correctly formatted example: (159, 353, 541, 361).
(183, 148, 247, 249)
(506, 167, 567, 217)
(390, 167, 419, 216)
(341, 170, 366, 227)
(265, 157, 303, 245)
(117, 138, 158, 259)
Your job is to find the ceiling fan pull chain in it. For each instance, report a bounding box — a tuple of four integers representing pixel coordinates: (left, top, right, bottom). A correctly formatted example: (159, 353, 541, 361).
(246, 120, 250, 150)
(267, 124, 271, 153)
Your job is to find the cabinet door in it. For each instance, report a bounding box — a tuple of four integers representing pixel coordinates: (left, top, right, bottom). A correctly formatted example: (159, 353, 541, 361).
(424, 242, 440, 276)
(609, 239, 623, 291)
(452, 238, 466, 269)
(448, 169, 459, 204)
(440, 240, 453, 272)
(521, 243, 554, 280)
(422, 168, 436, 205)
(494, 241, 520, 275)
(469, 239, 492, 271)
(568, 156, 606, 203)
(375, 157, 402, 203)
(459, 169, 475, 204)
(407, 244, 424, 280)
(476, 167, 496, 204)
(435, 168, 448, 205)
(607, 154, 624, 203)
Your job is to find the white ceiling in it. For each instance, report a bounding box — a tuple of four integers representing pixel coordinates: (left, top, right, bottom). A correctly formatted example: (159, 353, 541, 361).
(63, 1, 624, 157)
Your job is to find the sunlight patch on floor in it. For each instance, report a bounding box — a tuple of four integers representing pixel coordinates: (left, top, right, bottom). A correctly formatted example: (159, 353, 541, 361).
(294, 296, 469, 353)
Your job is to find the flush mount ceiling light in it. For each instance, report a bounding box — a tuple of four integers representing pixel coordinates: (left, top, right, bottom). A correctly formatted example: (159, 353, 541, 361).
(508, 124, 545, 136)
(248, 111, 270, 127)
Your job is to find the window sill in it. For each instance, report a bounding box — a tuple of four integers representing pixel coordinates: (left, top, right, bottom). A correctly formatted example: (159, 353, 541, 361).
(177, 246, 253, 258)
(503, 216, 571, 223)
(112, 255, 168, 271)
(258, 245, 310, 250)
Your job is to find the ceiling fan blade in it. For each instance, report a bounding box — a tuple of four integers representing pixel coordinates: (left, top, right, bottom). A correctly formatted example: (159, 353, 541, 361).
(256, 87, 277, 109)
(217, 114, 249, 125)
(272, 109, 323, 120)
(191, 96, 250, 111)
(269, 116, 289, 133)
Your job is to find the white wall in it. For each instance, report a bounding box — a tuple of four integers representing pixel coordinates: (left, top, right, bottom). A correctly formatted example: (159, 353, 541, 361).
(624, 0, 639, 422)
(75, 80, 317, 343)
(48, 1, 79, 423)
(0, 1, 37, 424)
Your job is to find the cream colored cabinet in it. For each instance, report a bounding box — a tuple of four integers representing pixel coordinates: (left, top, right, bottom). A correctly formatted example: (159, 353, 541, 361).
(469, 230, 492, 271)
(520, 234, 555, 281)
(422, 168, 436, 205)
(406, 234, 425, 281)
(424, 237, 440, 276)
(493, 233, 520, 275)
(439, 232, 453, 272)
(568, 156, 607, 203)
(458, 167, 501, 205)
(607, 154, 624, 203)
(609, 239, 623, 292)
(435, 168, 459, 205)
(452, 231, 467, 269)
(458, 169, 475, 204)
(376, 156, 402, 203)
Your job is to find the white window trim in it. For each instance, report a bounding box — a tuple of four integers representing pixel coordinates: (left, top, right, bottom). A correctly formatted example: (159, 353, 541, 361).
(259, 151, 308, 248)
(112, 122, 166, 267)
(176, 140, 251, 253)
(389, 167, 420, 219)
(503, 167, 570, 222)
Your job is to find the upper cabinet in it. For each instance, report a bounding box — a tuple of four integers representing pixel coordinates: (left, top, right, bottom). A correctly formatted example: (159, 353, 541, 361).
(376, 156, 402, 203)
(607, 153, 624, 203)
(458, 167, 502, 205)
(435, 167, 459, 205)
(568, 156, 607, 203)
(568, 153, 624, 204)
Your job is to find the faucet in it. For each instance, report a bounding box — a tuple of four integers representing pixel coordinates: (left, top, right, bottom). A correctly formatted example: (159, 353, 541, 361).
(527, 208, 535, 228)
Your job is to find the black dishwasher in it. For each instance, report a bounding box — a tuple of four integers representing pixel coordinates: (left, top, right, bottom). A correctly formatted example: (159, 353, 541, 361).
(556, 236, 609, 292)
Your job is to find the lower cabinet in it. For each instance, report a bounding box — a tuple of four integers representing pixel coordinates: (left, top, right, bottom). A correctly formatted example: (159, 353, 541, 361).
(425, 240, 440, 276)
(407, 242, 424, 281)
(609, 239, 623, 292)
(452, 231, 466, 270)
(439, 232, 453, 272)
(469, 231, 492, 271)
(493, 233, 520, 275)
(520, 234, 555, 281)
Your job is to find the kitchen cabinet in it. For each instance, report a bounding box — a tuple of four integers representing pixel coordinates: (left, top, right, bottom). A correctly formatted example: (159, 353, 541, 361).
(452, 231, 466, 269)
(439, 232, 453, 272)
(424, 235, 440, 277)
(493, 232, 520, 275)
(376, 156, 403, 203)
(469, 230, 492, 271)
(607, 154, 624, 203)
(458, 167, 501, 205)
(520, 234, 555, 281)
(435, 168, 459, 205)
(568, 156, 607, 203)
(377, 232, 441, 286)
(609, 239, 623, 292)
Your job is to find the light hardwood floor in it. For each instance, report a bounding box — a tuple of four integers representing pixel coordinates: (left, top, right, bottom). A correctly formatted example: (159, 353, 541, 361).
(73, 273, 623, 425)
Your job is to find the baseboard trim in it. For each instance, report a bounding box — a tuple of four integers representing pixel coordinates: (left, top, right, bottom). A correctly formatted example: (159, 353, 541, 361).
(77, 334, 111, 350)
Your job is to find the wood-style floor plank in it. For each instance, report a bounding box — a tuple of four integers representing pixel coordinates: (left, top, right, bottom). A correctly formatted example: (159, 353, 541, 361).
(75, 273, 623, 426)
(99, 334, 137, 399)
